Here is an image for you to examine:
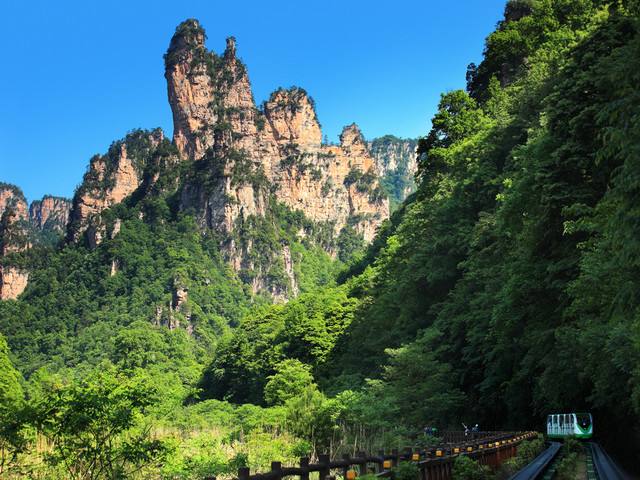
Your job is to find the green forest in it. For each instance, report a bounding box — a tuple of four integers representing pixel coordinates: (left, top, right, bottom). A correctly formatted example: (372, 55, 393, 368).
(1, 0, 640, 478)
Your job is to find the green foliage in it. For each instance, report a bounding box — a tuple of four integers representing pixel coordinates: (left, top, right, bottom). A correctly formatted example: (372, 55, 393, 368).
(199, 286, 357, 404)
(337, 226, 365, 263)
(392, 461, 419, 480)
(498, 434, 545, 477)
(32, 368, 168, 480)
(326, 4, 640, 457)
(0, 334, 23, 418)
(452, 456, 491, 480)
(5, 1, 640, 476)
(264, 359, 315, 405)
(0, 334, 24, 474)
(0, 206, 252, 383)
(368, 136, 418, 210)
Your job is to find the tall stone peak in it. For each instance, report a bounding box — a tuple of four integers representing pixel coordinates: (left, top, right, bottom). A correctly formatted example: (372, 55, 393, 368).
(339, 123, 369, 157)
(263, 87, 322, 150)
(165, 19, 206, 65)
(0, 183, 28, 222)
(224, 36, 237, 59)
(163, 20, 389, 296)
(0, 184, 30, 300)
(67, 128, 173, 246)
(29, 195, 72, 234)
(5, 20, 391, 302)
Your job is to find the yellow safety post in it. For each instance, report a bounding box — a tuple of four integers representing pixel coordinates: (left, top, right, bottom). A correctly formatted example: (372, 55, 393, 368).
(383, 460, 392, 469)
(453, 447, 460, 454)
(411, 453, 420, 461)
(346, 470, 357, 480)
(435, 450, 443, 457)
(467, 447, 473, 452)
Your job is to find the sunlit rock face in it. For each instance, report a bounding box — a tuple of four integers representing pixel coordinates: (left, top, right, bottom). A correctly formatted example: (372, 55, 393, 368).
(29, 196, 71, 234)
(166, 20, 389, 248)
(66, 129, 166, 245)
(0, 184, 30, 299)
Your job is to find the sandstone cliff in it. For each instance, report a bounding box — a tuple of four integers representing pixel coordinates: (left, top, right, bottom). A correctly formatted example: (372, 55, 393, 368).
(166, 20, 389, 242)
(29, 196, 71, 234)
(67, 128, 172, 246)
(6, 19, 392, 302)
(0, 184, 30, 299)
(0, 184, 28, 222)
(164, 19, 389, 298)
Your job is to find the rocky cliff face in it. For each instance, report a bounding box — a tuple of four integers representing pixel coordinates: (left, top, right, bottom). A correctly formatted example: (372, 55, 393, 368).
(67, 128, 171, 246)
(0, 184, 30, 300)
(0, 267, 29, 301)
(29, 196, 71, 234)
(0, 185, 28, 223)
(4, 19, 392, 302)
(167, 20, 389, 250)
(367, 136, 418, 208)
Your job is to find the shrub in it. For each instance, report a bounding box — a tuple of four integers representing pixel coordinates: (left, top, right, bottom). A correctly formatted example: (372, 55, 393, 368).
(452, 455, 491, 480)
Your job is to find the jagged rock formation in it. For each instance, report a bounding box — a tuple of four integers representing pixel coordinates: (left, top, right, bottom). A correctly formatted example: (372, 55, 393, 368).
(0, 185, 72, 299)
(67, 128, 172, 246)
(0, 184, 30, 300)
(29, 196, 71, 234)
(5, 19, 391, 302)
(368, 136, 418, 208)
(167, 20, 389, 246)
(0, 267, 28, 301)
(0, 184, 28, 222)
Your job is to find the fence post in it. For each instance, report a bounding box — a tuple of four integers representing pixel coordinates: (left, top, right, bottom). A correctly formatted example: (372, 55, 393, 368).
(319, 454, 330, 480)
(238, 467, 250, 480)
(357, 451, 368, 475)
(377, 450, 385, 473)
(342, 453, 351, 479)
(391, 448, 399, 467)
(271, 461, 282, 480)
(300, 457, 310, 480)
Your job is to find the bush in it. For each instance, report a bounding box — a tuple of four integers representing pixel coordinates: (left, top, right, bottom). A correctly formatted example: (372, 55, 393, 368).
(452, 455, 491, 480)
(393, 461, 419, 480)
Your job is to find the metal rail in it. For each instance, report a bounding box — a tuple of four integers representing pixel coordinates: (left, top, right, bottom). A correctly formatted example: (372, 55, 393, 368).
(507, 442, 561, 480)
(589, 442, 631, 480)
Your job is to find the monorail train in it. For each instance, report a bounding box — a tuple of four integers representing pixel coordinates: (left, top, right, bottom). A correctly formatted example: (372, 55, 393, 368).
(547, 412, 593, 439)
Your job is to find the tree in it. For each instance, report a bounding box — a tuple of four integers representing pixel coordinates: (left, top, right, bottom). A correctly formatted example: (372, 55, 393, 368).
(264, 360, 315, 405)
(0, 333, 24, 474)
(33, 368, 168, 480)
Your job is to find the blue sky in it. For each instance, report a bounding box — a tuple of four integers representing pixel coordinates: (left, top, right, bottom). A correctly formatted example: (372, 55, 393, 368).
(0, 0, 507, 202)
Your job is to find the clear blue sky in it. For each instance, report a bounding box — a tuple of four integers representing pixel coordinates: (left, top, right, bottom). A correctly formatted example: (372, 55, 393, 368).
(0, 0, 507, 202)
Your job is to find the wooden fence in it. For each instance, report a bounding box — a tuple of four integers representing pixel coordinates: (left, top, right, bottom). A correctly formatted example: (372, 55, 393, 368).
(233, 431, 538, 480)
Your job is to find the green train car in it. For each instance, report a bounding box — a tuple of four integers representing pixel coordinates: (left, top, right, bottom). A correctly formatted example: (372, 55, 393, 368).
(547, 413, 593, 439)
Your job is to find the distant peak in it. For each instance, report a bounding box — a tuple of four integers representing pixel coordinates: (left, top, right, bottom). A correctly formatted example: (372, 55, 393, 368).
(340, 123, 365, 147)
(224, 36, 237, 59)
(165, 19, 206, 67)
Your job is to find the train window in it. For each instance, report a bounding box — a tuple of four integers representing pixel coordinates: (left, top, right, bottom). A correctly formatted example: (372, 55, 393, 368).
(576, 413, 591, 429)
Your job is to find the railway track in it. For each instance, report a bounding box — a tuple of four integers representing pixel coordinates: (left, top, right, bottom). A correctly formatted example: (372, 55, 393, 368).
(588, 442, 631, 480)
(508, 442, 561, 480)
(511, 440, 632, 480)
